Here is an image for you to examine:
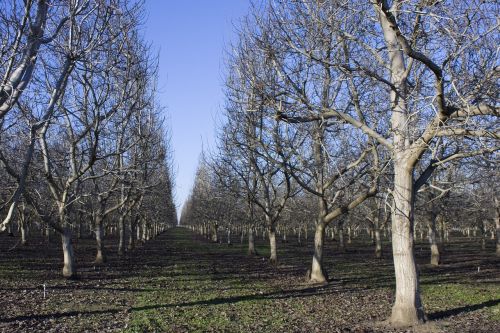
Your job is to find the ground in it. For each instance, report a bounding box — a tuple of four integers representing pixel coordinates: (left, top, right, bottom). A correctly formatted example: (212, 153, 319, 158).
(0, 227, 499, 332)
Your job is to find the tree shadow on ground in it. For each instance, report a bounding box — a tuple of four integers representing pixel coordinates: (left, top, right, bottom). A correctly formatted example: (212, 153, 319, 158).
(428, 299, 500, 320)
(0, 308, 122, 323)
(130, 284, 338, 312)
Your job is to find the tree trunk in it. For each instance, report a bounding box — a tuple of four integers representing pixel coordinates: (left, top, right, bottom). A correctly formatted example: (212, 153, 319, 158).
(45, 225, 51, 243)
(141, 220, 147, 242)
(480, 221, 486, 251)
(118, 215, 125, 255)
(390, 164, 425, 325)
(338, 221, 345, 252)
(95, 221, 105, 264)
(248, 225, 256, 255)
(268, 224, 277, 264)
(347, 225, 352, 244)
(128, 215, 137, 250)
(375, 217, 382, 259)
(211, 223, 218, 243)
(20, 217, 28, 246)
(428, 214, 440, 266)
(376, 2, 425, 324)
(439, 217, 445, 244)
(20, 224, 27, 245)
(375, 228, 382, 258)
(61, 229, 76, 279)
(309, 222, 327, 283)
(495, 196, 500, 256)
(136, 223, 141, 241)
(77, 221, 82, 239)
(7, 223, 14, 237)
(496, 221, 500, 256)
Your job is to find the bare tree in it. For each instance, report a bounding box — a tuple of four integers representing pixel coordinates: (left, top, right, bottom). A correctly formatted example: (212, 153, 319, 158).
(0, 0, 179, 279)
(232, 0, 498, 325)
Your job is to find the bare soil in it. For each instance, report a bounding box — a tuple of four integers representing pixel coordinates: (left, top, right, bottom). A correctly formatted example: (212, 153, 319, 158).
(0, 227, 499, 332)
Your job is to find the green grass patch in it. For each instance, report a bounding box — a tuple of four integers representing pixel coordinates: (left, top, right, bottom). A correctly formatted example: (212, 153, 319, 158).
(125, 228, 284, 332)
(422, 283, 500, 320)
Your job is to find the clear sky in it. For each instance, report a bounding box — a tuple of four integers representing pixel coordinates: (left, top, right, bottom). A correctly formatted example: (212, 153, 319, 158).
(143, 1, 250, 215)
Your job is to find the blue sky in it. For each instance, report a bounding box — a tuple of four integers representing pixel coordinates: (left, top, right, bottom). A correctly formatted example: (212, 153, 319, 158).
(143, 1, 250, 213)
